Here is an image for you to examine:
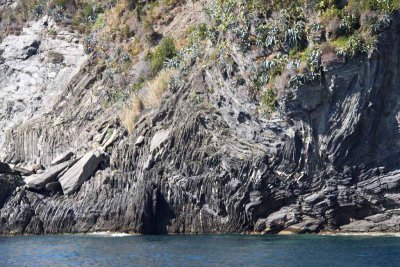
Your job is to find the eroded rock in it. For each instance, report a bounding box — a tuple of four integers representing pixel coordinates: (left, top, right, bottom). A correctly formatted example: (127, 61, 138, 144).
(59, 150, 102, 195)
(0, 174, 24, 208)
(24, 161, 69, 190)
(1, 6, 400, 236)
(51, 151, 74, 166)
(135, 136, 145, 146)
(0, 16, 87, 149)
(150, 129, 170, 153)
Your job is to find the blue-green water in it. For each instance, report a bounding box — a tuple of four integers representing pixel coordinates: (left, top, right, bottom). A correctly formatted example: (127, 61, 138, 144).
(0, 234, 399, 266)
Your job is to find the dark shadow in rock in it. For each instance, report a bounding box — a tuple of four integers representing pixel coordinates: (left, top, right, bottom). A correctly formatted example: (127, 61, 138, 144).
(0, 174, 24, 208)
(237, 112, 251, 123)
(155, 190, 175, 234)
(151, 32, 163, 45)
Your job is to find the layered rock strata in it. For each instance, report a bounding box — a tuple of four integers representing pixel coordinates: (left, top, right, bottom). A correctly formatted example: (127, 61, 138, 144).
(1, 9, 400, 235)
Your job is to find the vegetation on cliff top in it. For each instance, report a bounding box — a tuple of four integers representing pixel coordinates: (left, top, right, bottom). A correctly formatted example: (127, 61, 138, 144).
(1, 0, 399, 128)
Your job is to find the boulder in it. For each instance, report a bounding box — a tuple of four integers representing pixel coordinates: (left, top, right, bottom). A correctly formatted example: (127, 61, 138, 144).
(24, 161, 69, 190)
(59, 150, 102, 195)
(150, 129, 170, 153)
(101, 129, 118, 149)
(51, 151, 74, 166)
(93, 125, 110, 144)
(19, 164, 44, 174)
(135, 136, 145, 146)
(12, 166, 34, 176)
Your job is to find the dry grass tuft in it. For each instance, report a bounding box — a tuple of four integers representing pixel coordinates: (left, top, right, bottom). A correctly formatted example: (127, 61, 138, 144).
(142, 69, 176, 108)
(120, 95, 144, 133)
(120, 69, 176, 132)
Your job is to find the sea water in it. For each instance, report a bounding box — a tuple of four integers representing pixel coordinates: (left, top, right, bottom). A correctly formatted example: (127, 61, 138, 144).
(0, 234, 399, 266)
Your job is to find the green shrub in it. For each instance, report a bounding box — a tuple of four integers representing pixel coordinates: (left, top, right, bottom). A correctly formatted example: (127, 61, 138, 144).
(83, 4, 93, 18)
(330, 34, 370, 58)
(93, 14, 105, 29)
(147, 37, 176, 74)
(330, 36, 350, 49)
(289, 46, 313, 62)
(347, 0, 395, 12)
(262, 89, 277, 115)
(55, 0, 67, 7)
(190, 23, 209, 41)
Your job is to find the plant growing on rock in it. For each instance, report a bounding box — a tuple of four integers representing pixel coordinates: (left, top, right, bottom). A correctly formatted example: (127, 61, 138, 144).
(165, 43, 201, 75)
(120, 95, 144, 133)
(284, 21, 306, 51)
(147, 37, 176, 75)
(261, 88, 277, 115)
(307, 49, 322, 81)
(143, 69, 176, 108)
(120, 68, 176, 132)
(205, 0, 238, 42)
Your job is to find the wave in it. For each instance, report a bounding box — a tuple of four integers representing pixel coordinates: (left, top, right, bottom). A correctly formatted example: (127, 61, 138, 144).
(86, 231, 134, 237)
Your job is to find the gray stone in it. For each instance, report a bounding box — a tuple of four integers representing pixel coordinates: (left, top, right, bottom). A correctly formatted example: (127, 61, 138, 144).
(102, 129, 118, 149)
(0, 0, 18, 10)
(24, 161, 69, 190)
(93, 126, 109, 144)
(51, 151, 74, 166)
(12, 166, 33, 176)
(0, 174, 24, 207)
(135, 136, 145, 146)
(23, 164, 43, 174)
(0, 17, 87, 150)
(150, 129, 170, 153)
(3, 5, 400, 236)
(59, 150, 102, 195)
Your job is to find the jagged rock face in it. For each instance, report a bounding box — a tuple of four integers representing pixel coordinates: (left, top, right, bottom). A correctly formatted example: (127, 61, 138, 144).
(59, 150, 102, 195)
(0, 16, 87, 150)
(0, 0, 17, 10)
(24, 161, 69, 190)
(2, 12, 400, 235)
(0, 174, 24, 208)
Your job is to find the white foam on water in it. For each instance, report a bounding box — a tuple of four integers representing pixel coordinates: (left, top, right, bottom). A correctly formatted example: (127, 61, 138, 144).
(86, 231, 134, 237)
(320, 232, 400, 237)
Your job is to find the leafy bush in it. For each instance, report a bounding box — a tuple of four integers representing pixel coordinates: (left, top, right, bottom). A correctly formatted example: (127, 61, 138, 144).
(205, 0, 237, 38)
(147, 37, 176, 74)
(330, 34, 372, 58)
(262, 89, 277, 115)
(49, 0, 67, 8)
(347, 0, 395, 13)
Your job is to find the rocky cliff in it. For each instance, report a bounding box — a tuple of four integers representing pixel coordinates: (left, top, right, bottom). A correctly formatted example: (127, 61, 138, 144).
(0, 15, 87, 148)
(1, 0, 400, 235)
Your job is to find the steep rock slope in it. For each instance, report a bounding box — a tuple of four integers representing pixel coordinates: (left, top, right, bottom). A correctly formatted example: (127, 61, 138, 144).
(1, 1, 400, 235)
(0, 15, 87, 148)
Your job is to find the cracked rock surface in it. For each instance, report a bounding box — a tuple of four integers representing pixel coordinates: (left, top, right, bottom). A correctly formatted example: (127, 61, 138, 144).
(0, 15, 87, 148)
(2, 10, 400, 235)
